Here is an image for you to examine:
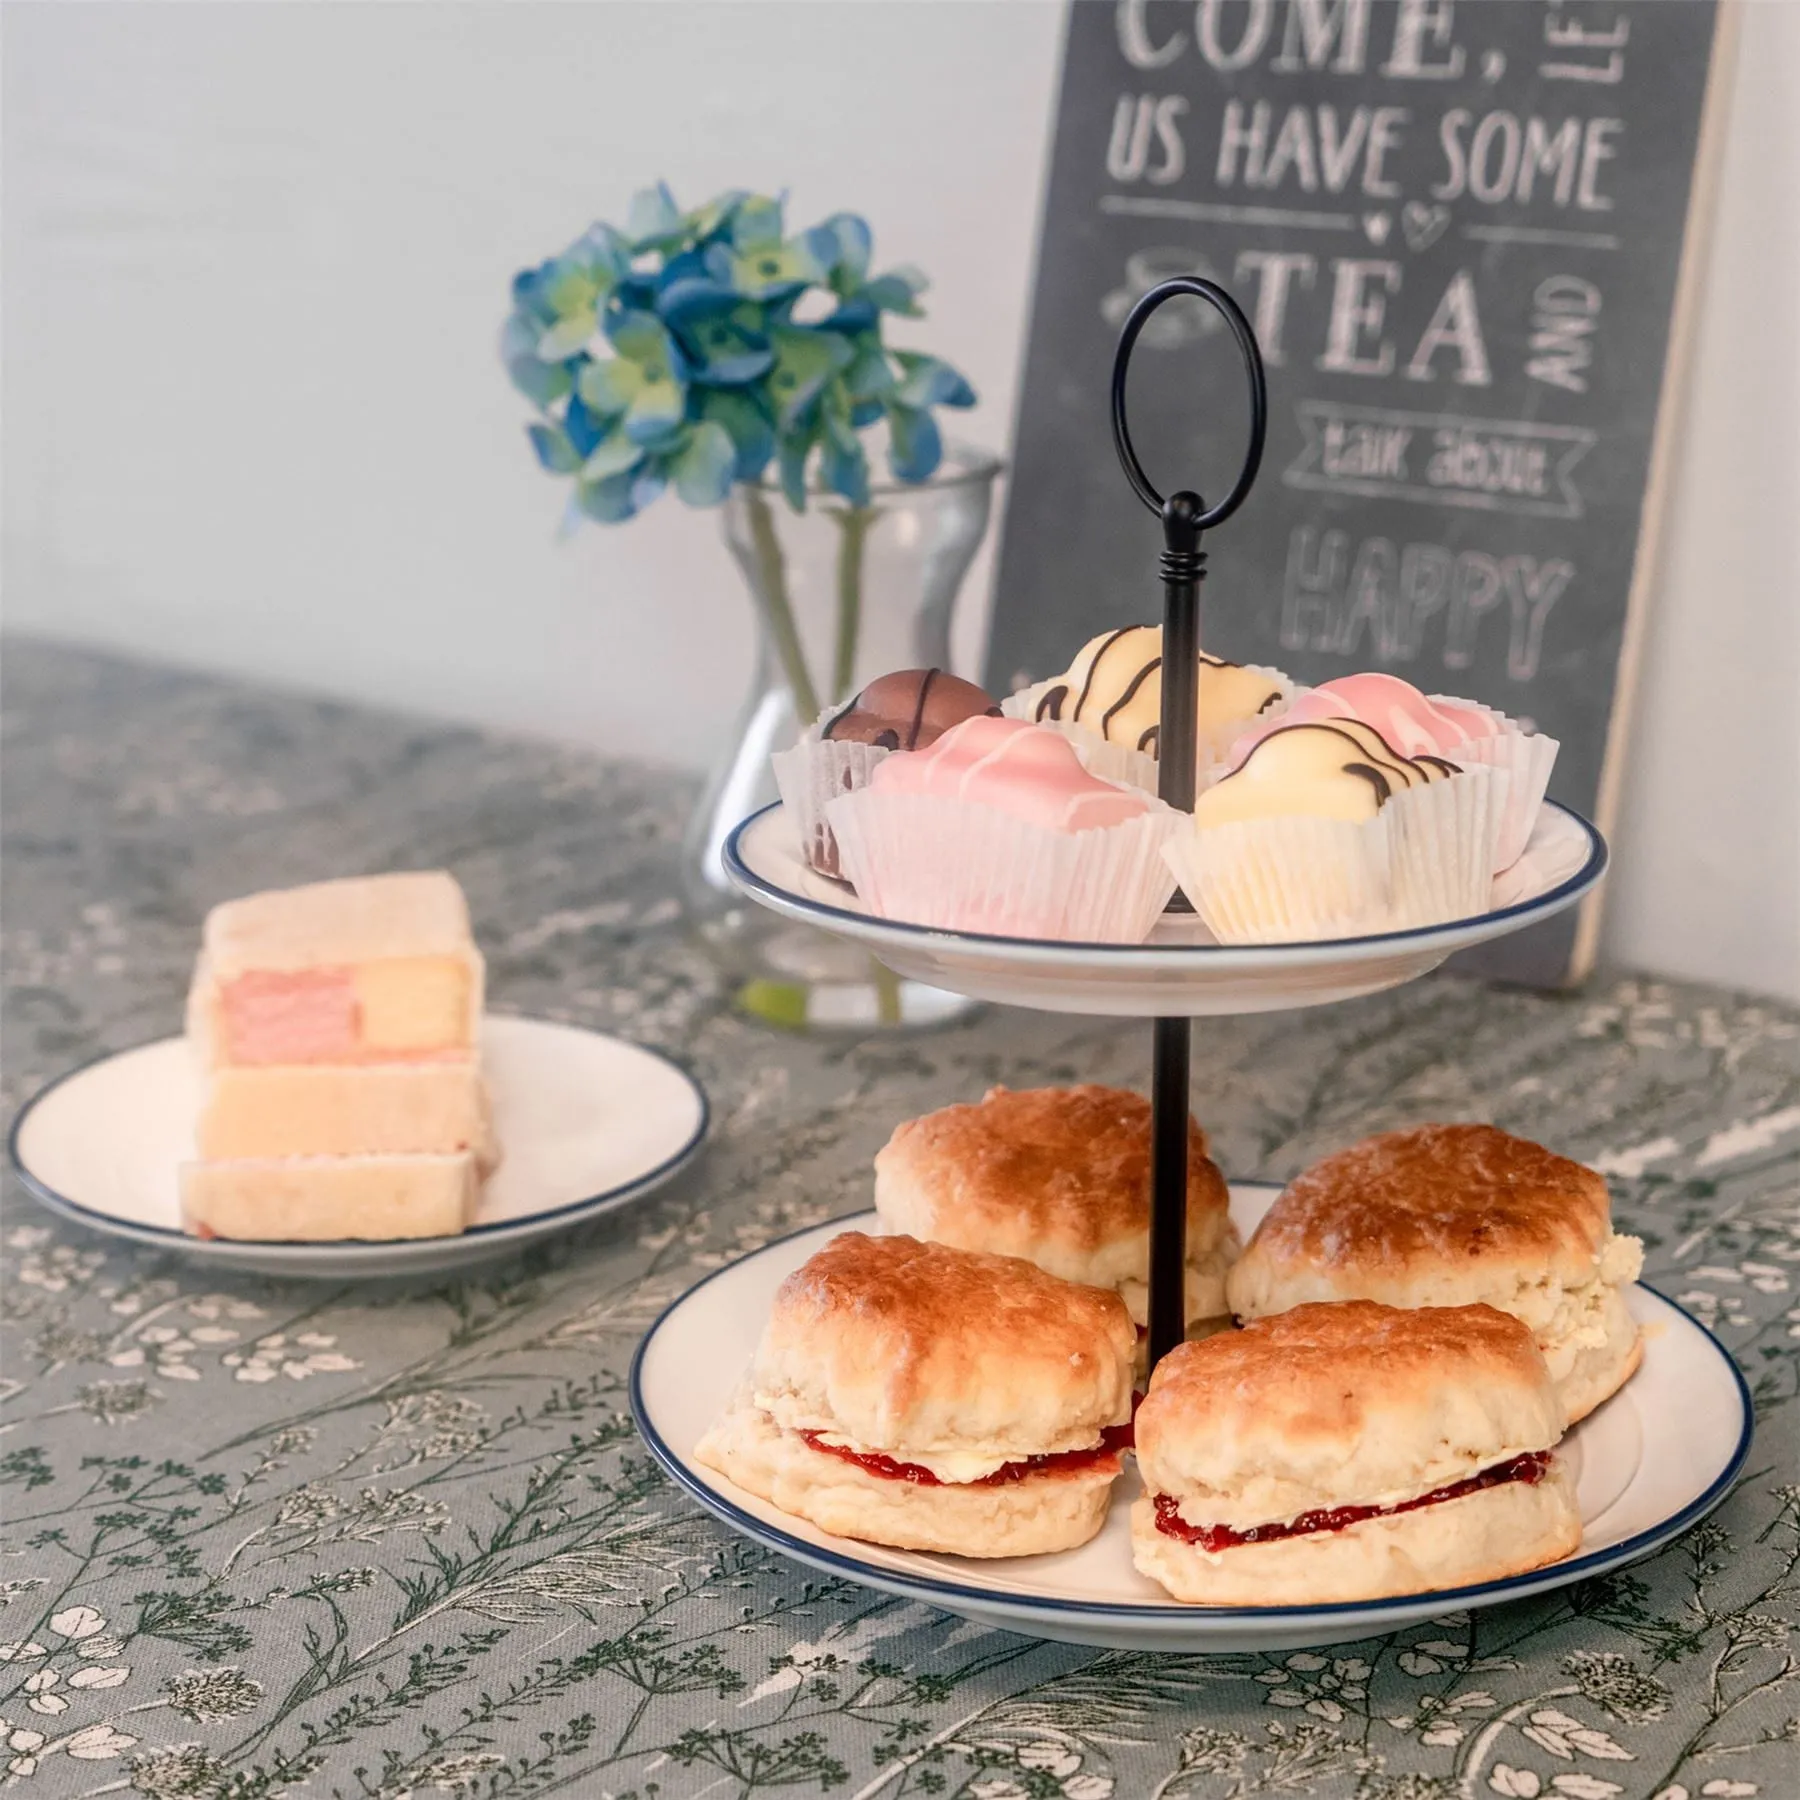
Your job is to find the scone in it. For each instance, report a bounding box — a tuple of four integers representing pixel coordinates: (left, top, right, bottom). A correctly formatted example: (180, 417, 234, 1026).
(693, 1232, 1136, 1557)
(1132, 1301, 1582, 1605)
(1227, 1124, 1643, 1423)
(874, 1085, 1238, 1374)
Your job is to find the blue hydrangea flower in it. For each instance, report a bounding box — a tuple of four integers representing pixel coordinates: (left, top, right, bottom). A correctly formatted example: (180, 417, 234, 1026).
(502, 185, 976, 523)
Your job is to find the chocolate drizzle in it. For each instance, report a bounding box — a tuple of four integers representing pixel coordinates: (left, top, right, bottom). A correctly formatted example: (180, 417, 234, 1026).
(905, 668, 940, 753)
(821, 668, 999, 751)
(1217, 720, 1449, 811)
(820, 696, 859, 740)
(1341, 760, 1394, 805)
(1101, 655, 1162, 740)
(1074, 627, 1135, 721)
(1041, 627, 1162, 745)
(1038, 634, 1284, 757)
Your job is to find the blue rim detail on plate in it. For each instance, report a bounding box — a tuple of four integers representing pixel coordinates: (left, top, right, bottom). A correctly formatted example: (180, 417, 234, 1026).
(723, 798, 1608, 958)
(629, 1211, 1752, 1623)
(7, 1024, 710, 1253)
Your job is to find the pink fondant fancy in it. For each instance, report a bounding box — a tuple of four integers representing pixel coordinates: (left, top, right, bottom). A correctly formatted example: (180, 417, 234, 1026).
(1425, 695, 1507, 741)
(868, 715, 1152, 833)
(1311, 673, 1467, 757)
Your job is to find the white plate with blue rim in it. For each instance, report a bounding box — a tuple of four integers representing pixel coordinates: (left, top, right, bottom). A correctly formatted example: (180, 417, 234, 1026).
(723, 800, 1607, 1016)
(631, 1186, 1751, 1653)
(9, 1016, 708, 1277)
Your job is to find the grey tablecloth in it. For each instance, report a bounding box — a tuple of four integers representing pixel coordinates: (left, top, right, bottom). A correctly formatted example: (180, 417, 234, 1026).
(3, 638, 1796, 1800)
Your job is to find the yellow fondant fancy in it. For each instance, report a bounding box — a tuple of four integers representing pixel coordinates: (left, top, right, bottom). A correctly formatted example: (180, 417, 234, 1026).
(1194, 723, 1459, 828)
(1036, 626, 1286, 754)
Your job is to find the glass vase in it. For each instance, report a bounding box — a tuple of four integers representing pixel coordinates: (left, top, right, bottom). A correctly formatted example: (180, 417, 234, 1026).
(683, 446, 1000, 1029)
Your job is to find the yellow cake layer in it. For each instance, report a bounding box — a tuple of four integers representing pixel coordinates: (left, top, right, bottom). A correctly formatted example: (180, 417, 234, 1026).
(196, 1061, 493, 1162)
(353, 957, 476, 1052)
(179, 1153, 479, 1242)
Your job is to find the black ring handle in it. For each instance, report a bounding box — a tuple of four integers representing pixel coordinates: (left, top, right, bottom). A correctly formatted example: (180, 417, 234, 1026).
(1110, 277, 1268, 529)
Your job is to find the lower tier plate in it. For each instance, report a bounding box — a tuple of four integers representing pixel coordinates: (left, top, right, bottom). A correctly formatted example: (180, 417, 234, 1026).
(10, 1015, 709, 1277)
(724, 800, 1606, 1015)
(631, 1190, 1751, 1653)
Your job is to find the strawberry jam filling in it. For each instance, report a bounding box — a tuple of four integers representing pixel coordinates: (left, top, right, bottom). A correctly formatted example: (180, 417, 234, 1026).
(799, 1422, 1134, 1488)
(1153, 1450, 1553, 1552)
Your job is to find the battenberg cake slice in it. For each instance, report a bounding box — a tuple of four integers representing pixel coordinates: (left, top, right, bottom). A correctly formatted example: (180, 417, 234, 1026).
(181, 870, 496, 1242)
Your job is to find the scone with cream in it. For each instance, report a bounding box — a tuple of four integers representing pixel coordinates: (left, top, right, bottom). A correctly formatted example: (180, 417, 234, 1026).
(1228, 1124, 1643, 1423)
(1132, 1301, 1581, 1605)
(874, 1085, 1238, 1373)
(694, 1232, 1135, 1557)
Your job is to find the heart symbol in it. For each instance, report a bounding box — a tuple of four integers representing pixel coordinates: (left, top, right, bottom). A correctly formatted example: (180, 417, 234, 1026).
(1362, 211, 1391, 245)
(1402, 202, 1451, 252)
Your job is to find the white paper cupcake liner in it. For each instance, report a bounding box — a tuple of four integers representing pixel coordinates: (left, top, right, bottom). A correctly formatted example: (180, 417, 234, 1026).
(1164, 815, 1390, 944)
(1430, 697, 1560, 874)
(1004, 664, 1296, 798)
(825, 789, 1182, 942)
(771, 731, 891, 880)
(1490, 810, 1592, 910)
(1386, 764, 1509, 928)
(1162, 766, 1508, 944)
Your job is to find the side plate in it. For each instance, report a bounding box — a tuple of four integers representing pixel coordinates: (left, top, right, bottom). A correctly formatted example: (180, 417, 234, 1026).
(10, 1016, 709, 1276)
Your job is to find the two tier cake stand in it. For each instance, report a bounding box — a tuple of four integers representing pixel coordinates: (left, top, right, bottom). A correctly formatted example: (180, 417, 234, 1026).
(632, 281, 1750, 1652)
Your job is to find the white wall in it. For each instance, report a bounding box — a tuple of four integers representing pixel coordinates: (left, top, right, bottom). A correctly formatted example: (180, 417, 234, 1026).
(1602, 0, 1800, 1004)
(1, 1, 1064, 755)
(5, 1, 1797, 1001)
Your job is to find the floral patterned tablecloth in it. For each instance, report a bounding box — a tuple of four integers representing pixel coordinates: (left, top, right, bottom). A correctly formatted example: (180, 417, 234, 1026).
(2, 640, 1796, 1800)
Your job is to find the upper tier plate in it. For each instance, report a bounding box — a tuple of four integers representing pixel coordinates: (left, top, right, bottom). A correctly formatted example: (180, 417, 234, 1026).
(724, 799, 1607, 1015)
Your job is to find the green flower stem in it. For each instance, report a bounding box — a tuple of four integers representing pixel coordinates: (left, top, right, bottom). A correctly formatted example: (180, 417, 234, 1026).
(830, 505, 873, 704)
(742, 487, 821, 724)
(870, 956, 902, 1026)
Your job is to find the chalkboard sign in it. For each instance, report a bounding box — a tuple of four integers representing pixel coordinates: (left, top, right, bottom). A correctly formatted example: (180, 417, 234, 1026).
(988, 0, 1732, 985)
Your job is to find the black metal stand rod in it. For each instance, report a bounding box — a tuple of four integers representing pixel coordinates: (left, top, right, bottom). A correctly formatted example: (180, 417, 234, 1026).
(1147, 1014, 1193, 1370)
(1108, 276, 1263, 1379)
(1145, 490, 1207, 1373)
